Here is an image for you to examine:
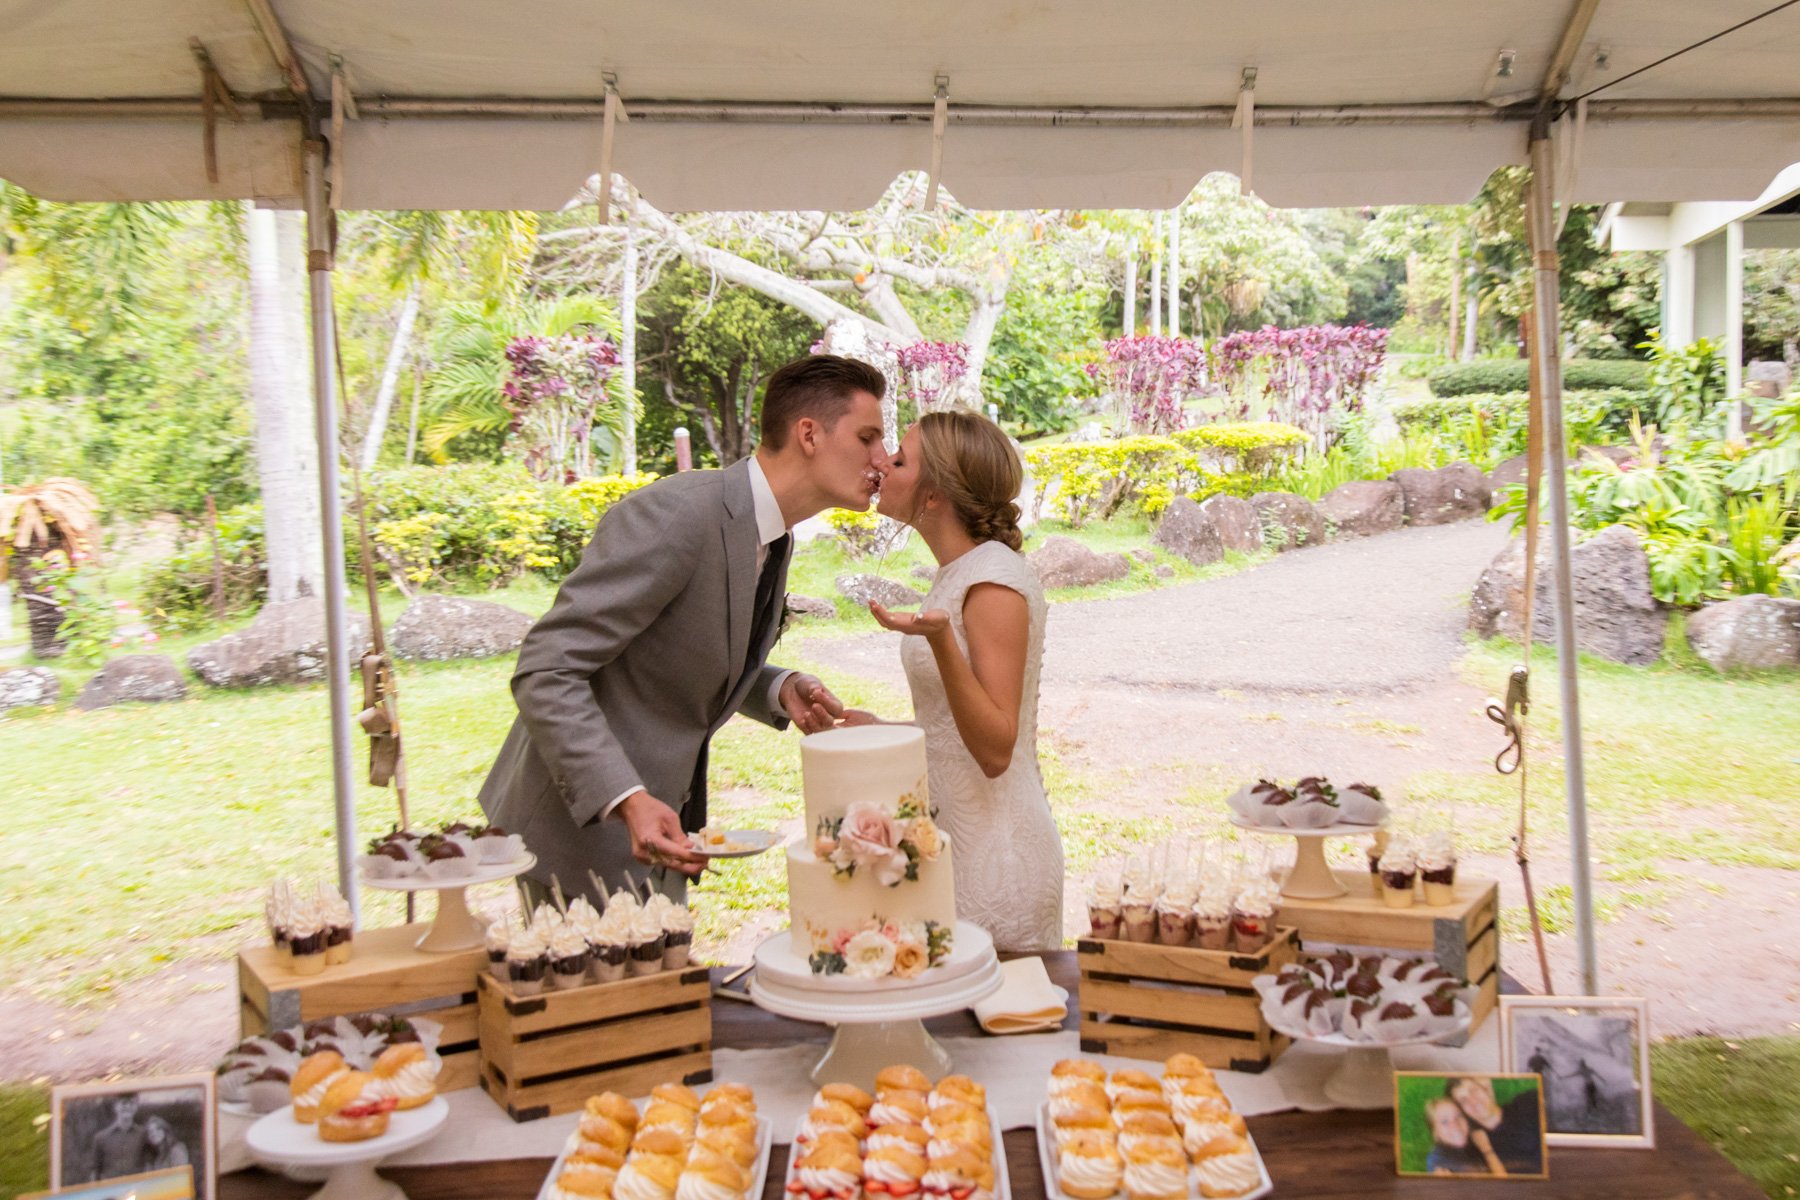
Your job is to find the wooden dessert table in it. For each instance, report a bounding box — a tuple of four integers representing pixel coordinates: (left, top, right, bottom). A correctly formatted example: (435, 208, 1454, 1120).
(223, 953, 1764, 1200)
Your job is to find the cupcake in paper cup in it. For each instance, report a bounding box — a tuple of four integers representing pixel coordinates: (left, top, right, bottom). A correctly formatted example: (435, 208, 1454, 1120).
(627, 907, 666, 976)
(549, 921, 592, 989)
(661, 902, 695, 969)
(506, 926, 550, 996)
(1419, 830, 1457, 905)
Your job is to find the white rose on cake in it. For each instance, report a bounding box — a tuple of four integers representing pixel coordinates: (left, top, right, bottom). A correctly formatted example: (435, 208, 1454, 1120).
(843, 929, 899, 980)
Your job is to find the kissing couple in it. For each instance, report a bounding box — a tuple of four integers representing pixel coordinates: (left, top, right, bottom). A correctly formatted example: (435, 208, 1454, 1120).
(480, 354, 1063, 952)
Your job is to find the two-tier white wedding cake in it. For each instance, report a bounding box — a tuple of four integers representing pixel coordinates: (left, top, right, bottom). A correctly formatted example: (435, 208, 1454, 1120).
(785, 725, 958, 981)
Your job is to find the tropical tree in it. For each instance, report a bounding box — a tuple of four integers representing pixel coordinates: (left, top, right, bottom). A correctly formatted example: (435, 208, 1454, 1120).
(0, 477, 100, 657)
(244, 205, 324, 604)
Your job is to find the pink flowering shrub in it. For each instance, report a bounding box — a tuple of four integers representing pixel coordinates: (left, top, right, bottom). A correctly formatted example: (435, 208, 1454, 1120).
(1210, 324, 1388, 450)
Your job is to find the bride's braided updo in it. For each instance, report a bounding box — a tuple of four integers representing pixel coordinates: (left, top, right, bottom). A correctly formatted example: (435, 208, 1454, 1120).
(914, 410, 1025, 552)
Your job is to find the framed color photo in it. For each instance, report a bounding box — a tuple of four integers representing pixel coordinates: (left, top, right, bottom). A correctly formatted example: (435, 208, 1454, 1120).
(22, 1166, 195, 1200)
(1501, 995, 1655, 1149)
(50, 1074, 215, 1200)
(1395, 1072, 1549, 1180)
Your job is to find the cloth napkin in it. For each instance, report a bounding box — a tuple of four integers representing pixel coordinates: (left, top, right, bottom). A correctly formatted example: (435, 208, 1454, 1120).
(972, 956, 1069, 1034)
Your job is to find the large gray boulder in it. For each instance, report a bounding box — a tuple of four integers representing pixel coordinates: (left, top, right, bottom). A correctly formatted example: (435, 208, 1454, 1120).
(390, 594, 533, 662)
(74, 654, 187, 710)
(1318, 480, 1404, 538)
(785, 594, 838, 621)
(1152, 497, 1224, 566)
(1469, 524, 1667, 664)
(1391, 463, 1492, 526)
(188, 595, 372, 688)
(1685, 595, 1800, 672)
(836, 573, 926, 609)
(1249, 492, 1326, 551)
(1029, 536, 1131, 588)
(1199, 495, 1264, 554)
(0, 667, 58, 712)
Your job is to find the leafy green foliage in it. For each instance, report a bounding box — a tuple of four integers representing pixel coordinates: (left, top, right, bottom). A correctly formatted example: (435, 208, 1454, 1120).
(1427, 357, 1648, 397)
(1390, 389, 1647, 467)
(141, 466, 660, 625)
(982, 282, 1103, 435)
(1638, 332, 1726, 431)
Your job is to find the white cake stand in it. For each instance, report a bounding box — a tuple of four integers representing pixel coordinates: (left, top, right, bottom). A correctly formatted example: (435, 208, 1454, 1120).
(245, 1096, 449, 1200)
(749, 922, 1004, 1089)
(1254, 978, 1474, 1109)
(360, 854, 535, 952)
(1229, 813, 1384, 900)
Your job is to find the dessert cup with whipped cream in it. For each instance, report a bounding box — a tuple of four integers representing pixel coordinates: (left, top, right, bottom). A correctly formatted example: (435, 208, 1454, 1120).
(549, 920, 592, 989)
(1419, 830, 1458, 905)
(1230, 877, 1280, 953)
(627, 907, 667, 976)
(1378, 839, 1419, 909)
(1366, 829, 1391, 900)
(1086, 872, 1124, 940)
(1154, 873, 1198, 947)
(1191, 886, 1233, 951)
(506, 925, 550, 995)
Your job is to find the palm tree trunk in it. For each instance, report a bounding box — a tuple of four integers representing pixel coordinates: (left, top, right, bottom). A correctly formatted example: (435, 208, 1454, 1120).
(246, 206, 325, 604)
(359, 282, 423, 472)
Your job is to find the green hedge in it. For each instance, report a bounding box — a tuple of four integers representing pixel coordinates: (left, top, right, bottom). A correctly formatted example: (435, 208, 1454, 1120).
(1427, 358, 1647, 397)
(142, 465, 658, 628)
(1391, 389, 1650, 463)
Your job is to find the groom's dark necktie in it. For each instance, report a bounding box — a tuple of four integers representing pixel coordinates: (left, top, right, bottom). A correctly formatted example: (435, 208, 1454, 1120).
(748, 533, 792, 676)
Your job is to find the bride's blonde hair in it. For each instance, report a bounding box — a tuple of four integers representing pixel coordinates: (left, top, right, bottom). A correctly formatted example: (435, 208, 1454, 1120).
(915, 410, 1025, 552)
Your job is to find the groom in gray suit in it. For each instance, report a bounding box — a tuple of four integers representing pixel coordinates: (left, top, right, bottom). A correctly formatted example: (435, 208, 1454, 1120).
(479, 355, 891, 903)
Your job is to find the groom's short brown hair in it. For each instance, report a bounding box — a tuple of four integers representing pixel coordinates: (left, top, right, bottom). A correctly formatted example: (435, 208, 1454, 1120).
(760, 354, 886, 449)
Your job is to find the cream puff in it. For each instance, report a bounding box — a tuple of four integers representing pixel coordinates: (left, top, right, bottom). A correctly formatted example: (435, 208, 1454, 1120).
(867, 1121, 931, 1157)
(928, 1075, 986, 1112)
(371, 1042, 438, 1111)
(1121, 1140, 1188, 1200)
(876, 1065, 931, 1095)
(1056, 1130, 1125, 1200)
(290, 1051, 350, 1125)
(674, 1154, 747, 1200)
(816, 1082, 874, 1115)
(868, 1089, 929, 1129)
(921, 1148, 994, 1200)
(615, 1151, 682, 1200)
(793, 1140, 863, 1200)
(1194, 1136, 1261, 1199)
(863, 1145, 927, 1197)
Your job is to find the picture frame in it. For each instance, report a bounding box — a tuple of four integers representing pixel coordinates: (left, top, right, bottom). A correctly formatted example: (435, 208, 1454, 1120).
(49, 1074, 216, 1200)
(1394, 1072, 1549, 1180)
(1500, 995, 1655, 1149)
(22, 1166, 195, 1200)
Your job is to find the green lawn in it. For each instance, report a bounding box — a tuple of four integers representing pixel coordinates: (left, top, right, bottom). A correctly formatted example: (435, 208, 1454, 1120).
(1653, 1035, 1800, 1198)
(1, 1084, 49, 1200)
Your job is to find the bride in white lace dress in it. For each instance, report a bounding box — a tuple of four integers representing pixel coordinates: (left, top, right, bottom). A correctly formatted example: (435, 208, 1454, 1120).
(839, 411, 1064, 951)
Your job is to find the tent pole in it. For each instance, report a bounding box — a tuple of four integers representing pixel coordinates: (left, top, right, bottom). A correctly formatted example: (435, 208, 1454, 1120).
(302, 137, 361, 923)
(1527, 127, 1597, 995)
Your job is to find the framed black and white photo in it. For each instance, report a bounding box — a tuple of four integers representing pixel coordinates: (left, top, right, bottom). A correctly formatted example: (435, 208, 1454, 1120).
(50, 1074, 216, 1200)
(1500, 996, 1654, 1149)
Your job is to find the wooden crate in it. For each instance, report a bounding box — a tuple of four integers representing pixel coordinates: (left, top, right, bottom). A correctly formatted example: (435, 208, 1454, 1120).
(237, 923, 484, 1092)
(1076, 928, 1300, 1072)
(477, 967, 714, 1122)
(1273, 869, 1500, 1043)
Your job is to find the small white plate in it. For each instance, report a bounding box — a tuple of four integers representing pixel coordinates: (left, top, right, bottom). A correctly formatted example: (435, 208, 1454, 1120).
(689, 829, 780, 858)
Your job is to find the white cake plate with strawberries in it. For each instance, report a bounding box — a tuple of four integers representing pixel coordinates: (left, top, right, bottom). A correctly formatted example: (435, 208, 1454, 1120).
(245, 1097, 449, 1200)
(1229, 813, 1385, 900)
(749, 921, 1004, 1089)
(360, 853, 535, 952)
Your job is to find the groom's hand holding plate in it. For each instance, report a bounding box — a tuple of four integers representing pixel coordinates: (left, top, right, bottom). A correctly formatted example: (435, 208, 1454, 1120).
(618, 790, 709, 877)
(780, 672, 845, 734)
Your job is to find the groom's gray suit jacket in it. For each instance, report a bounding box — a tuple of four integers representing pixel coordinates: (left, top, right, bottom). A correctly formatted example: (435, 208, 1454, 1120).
(478, 459, 791, 903)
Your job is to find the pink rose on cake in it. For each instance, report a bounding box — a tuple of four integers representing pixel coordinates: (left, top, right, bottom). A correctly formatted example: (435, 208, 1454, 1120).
(839, 801, 911, 886)
(843, 929, 899, 980)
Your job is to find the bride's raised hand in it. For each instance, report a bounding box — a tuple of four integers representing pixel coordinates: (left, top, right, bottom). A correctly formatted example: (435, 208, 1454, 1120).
(869, 601, 950, 638)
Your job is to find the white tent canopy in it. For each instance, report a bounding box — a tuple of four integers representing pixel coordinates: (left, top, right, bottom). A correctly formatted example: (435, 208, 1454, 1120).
(4, 1, 1800, 212)
(6, 0, 1799, 997)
